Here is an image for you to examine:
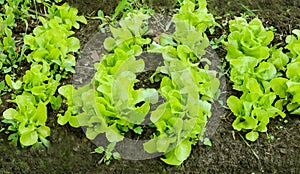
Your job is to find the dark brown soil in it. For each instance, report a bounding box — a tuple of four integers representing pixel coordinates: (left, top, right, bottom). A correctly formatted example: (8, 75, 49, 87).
(0, 0, 300, 173)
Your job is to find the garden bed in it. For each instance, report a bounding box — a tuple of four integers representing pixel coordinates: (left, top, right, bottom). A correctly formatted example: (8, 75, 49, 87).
(0, 0, 300, 173)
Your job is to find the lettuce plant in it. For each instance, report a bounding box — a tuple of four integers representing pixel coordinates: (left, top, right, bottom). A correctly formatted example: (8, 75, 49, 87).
(24, 3, 86, 75)
(47, 3, 87, 30)
(226, 17, 275, 91)
(226, 17, 300, 141)
(2, 93, 50, 147)
(143, 60, 217, 165)
(6, 63, 59, 103)
(57, 84, 81, 128)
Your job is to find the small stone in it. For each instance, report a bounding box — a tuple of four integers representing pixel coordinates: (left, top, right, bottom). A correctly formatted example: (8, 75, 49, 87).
(279, 148, 287, 154)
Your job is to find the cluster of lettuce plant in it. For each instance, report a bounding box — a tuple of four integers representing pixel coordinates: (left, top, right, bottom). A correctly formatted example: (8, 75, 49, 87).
(0, 0, 41, 104)
(0, 0, 61, 74)
(24, 3, 86, 76)
(58, 12, 155, 163)
(2, 2, 86, 147)
(143, 0, 219, 165)
(283, 30, 300, 114)
(58, 11, 155, 145)
(226, 17, 300, 141)
(59, 0, 219, 165)
(0, 0, 64, 105)
(0, 0, 25, 75)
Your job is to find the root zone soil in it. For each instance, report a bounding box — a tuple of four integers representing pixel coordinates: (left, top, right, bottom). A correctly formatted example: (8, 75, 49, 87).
(0, 0, 300, 173)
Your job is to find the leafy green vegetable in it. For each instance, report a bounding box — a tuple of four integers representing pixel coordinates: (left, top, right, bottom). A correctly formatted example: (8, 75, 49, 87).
(5, 74, 22, 90)
(225, 17, 287, 141)
(284, 29, 300, 114)
(58, 12, 154, 141)
(226, 17, 300, 141)
(143, 0, 219, 164)
(3, 93, 50, 147)
(47, 3, 87, 30)
(24, 3, 86, 75)
(93, 142, 121, 165)
(0, 3, 25, 74)
(57, 84, 82, 128)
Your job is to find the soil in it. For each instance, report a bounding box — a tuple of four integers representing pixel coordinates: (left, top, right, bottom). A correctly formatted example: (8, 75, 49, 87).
(1, 0, 300, 173)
